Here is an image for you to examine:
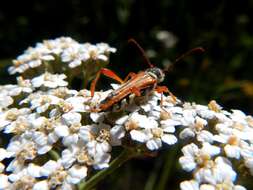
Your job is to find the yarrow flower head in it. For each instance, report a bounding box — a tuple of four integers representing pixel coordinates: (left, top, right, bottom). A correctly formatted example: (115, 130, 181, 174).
(8, 37, 117, 85)
(0, 37, 251, 190)
(31, 72, 68, 89)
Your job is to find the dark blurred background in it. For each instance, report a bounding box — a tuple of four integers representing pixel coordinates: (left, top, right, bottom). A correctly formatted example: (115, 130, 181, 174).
(0, 0, 253, 189)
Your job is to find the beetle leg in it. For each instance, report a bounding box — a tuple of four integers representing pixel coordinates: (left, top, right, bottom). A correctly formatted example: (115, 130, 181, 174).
(155, 86, 175, 114)
(130, 87, 141, 96)
(89, 107, 100, 113)
(155, 86, 177, 104)
(123, 72, 137, 82)
(90, 68, 124, 97)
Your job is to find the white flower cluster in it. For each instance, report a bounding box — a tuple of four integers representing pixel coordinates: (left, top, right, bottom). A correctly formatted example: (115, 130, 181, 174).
(8, 37, 116, 75)
(0, 77, 121, 189)
(0, 37, 252, 190)
(178, 101, 253, 190)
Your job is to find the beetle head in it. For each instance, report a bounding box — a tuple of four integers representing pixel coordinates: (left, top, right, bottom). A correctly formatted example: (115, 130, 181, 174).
(146, 67, 165, 83)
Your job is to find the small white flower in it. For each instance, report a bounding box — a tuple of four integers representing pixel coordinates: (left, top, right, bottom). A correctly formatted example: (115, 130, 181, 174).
(180, 114, 213, 143)
(62, 112, 81, 126)
(0, 94, 13, 109)
(39, 160, 86, 188)
(66, 165, 87, 184)
(61, 44, 89, 68)
(30, 94, 61, 113)
(31, 131, 53, 154)
(6, 138, 37, 172)
(96, 43, 117, 53)
(86, 44, 108, 61)
(0, 108, 31, 131)
(31, 72, 68, 89)
(0, 162, 5, 172)
(110, 124, 126, 146)
(61, 142, 110, 171)
(8, 42, 55, 74)
(194, 156, 237, 185)
(126, 112, 158, 130)
(130, 123, 177, 150)
(27, 163, 43, 178)
(130, 130, 149, 143)
(8, 60, 29, 74)
(8, 168, 38, 190)
(15, 76, 33, 94)
(80, 123, 111, 146)
(61, 146, 80, 168)
(4, 115, 31, 134)
(199, 180, 246, 190)
(64, 96, 87, 112)
(123, 108, 178, 150)
(0, 148, 13, 161)
(78, 123, 112, 169)
(30, 116, 59, 146)
(55, 112, 83, 146)
(179, 143, 220, 172)
(90, 112, 105, 123)
(0, 174, 10, 189)
(194, 104, 216, 120)
(91, 151, 111, 170)
(214, 133, 248, 159)
(180, 180, 199, 190)
(244, 155, 253, 175)
(42, 37, 78, 55)
(33, 180, 50, 190)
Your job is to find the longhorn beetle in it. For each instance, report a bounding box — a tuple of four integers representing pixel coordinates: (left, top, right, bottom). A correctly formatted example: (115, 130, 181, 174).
(90, 39, 204, 112)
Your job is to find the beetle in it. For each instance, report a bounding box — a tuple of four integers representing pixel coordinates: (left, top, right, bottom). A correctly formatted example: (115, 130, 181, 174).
(89, 39, 204, 112)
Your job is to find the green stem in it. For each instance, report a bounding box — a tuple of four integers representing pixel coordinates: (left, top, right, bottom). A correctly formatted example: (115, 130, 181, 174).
(156, 146, 178, 190)
(78, 148, 136, 190)
(144, 160, 160, 190)
(82, 66, 89, 89)
(43, 60, 53, 73)
(48, 149, 60, 160)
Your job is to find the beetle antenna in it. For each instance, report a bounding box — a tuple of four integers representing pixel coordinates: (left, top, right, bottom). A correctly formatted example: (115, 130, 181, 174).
(128, 38, 154, 68)
(163, 47, 205, 72)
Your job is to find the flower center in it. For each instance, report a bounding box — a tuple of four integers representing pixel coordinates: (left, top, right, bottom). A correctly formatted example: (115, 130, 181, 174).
(125, 120, 139, 131)
(151, 128, 163, 138)
(246, 116, 253, 128)
(59, 101, 73, 113)
(77, 148, 93, 165)
(13, 119, 30, 135)
(44, 73, 54, 81)
(13, 176, 35, 190)
(49, 168, 67, 187)
(13, 60, 24, 67)
(69, 123, 81, 133)
(6, 109, 19, 121)
(208, 100, 221, 112)
(194, 118, 205, 132)
(195, 153, 211, 168)
(18, 143, 37, 161)
(160, 110, 171, 120)
(216, 180, 233, 190)
(96, 129, 111, 142)
(232, 122, 244, 131)
(228, 135, 239, 145)
(89, 50, 97, 60)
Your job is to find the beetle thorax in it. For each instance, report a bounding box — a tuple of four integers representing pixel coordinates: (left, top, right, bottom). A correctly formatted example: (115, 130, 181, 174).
(146, 67, 165, 83)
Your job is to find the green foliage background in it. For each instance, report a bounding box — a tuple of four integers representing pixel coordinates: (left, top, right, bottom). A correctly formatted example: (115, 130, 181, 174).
(0, 0, 253, 189)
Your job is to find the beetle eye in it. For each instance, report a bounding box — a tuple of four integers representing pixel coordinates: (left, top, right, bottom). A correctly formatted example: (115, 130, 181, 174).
(146, 68, 164, 82)
(154, 68, 164, 82)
